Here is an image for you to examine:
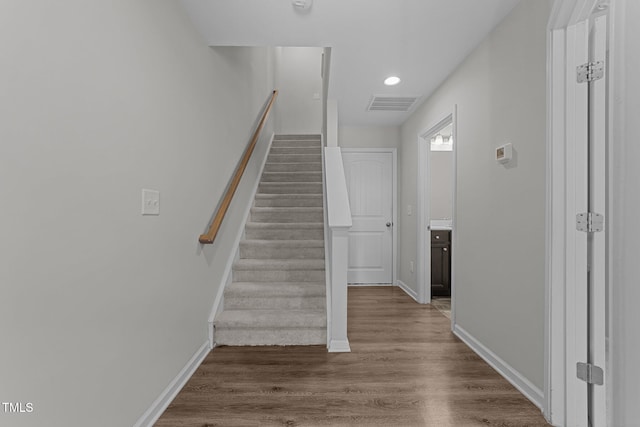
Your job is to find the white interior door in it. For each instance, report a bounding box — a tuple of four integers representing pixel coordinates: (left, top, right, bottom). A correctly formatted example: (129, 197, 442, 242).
(342, 151, 393, 284)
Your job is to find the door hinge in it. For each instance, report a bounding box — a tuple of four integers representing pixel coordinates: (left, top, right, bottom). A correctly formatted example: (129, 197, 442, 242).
(577, 362, 604, 385)
(576, 212, 604, 232)
(577, 61, 604, 83)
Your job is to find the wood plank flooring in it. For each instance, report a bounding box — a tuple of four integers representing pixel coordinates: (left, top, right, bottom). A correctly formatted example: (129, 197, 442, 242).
(155, 286, 550, 426)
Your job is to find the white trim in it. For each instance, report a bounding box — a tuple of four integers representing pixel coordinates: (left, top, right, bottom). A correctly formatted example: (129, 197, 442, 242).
(348, 283, 391, 287)
(207, 132, 275, 348)
(133, 341, 210, 427)
(546, 25, 569, 425)
(547, 1, 612, 424)
(340, 148, 398, 286)
(453, 325, 545, 411)
(321, 144, 332, 348)
(607, 1, 623, 424)
(396, 279, 418, 302)
(328, 339, 351, 353)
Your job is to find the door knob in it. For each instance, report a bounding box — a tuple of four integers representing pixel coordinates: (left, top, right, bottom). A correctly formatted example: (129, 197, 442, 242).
(386, 222, 392, 227)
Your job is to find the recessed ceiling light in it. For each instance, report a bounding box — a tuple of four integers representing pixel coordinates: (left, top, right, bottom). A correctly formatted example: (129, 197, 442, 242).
(384, 76, 401, 86)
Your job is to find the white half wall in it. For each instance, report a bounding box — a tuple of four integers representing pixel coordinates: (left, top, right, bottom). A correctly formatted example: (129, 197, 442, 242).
(275, 47, 323, 135)
(398, 0, 551, 392)
(0, 2, 275, 426)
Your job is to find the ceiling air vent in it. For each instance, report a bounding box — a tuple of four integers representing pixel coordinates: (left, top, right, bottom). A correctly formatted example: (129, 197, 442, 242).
(367, 96, 420, 112)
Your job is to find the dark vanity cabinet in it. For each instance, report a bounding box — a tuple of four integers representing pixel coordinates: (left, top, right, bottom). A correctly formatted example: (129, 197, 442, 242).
(431, 230, 451, 296)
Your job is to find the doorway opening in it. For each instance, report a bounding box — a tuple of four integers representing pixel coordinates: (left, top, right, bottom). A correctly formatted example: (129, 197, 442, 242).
(417, 109, 457, 324)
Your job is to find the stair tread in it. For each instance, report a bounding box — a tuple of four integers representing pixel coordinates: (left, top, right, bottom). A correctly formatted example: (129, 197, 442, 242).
(233, 259, 325, 270)
(251, 206, 323, 212)
(216, 309, 326, 328)
(240, 239, 324, 247)
(245, 222, 323, 228)
(254, 195, 322, 202)
(274, 135, 321, 140)
(226, 282, 325, 297)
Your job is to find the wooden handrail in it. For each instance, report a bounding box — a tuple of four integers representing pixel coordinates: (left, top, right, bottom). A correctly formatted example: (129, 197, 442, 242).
(199, 90, 278, 244)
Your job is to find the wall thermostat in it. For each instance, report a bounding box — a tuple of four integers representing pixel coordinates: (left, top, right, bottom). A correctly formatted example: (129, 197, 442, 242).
(496, 143, 513, 164)
(292, 0, 312, 10)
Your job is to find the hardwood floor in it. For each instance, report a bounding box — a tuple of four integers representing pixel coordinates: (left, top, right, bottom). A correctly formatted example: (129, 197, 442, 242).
(155, 286, 550, 426)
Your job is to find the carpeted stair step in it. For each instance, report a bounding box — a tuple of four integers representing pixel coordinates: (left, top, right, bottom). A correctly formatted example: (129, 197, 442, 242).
(233, 259, 325, 282)
(269, 147, 320, 156)
(251, 207, 323, 223)
(272, 139, 321, 148)
(215, 309, 326, 346)
(254, 194, 323, 207)
(215, 315, 326, 346)
(261, 171, 322, 183)
(258, 182, 322, 194)
(273, 134, 321, 141)
(240, 240, 324, 259)
(264, 162, 321, 172)
(267, 153, 322, 163)
(224, 282, 325, 310)
(244, 222, 324, 240)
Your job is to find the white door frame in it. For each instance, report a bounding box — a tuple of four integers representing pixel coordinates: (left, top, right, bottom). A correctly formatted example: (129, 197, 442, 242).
(341, 148, 398, 286)
(546, 0, 612, 424)
(417, 107, 457, 312)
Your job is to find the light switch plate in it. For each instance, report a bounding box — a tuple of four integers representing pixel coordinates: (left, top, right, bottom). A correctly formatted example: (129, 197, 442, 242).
(142, 189, 160, 215)
(496, 143, 513, 164)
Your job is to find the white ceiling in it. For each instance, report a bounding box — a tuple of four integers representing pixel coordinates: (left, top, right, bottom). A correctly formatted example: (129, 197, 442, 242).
(180, 0, 522, 127)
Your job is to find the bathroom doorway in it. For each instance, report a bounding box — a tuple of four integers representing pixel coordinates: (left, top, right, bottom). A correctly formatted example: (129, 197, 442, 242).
(417, 110, 456, 324)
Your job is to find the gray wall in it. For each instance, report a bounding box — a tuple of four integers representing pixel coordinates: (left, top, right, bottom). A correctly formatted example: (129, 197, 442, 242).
(338, 126, 400, 148)
(430, 151, 454, 220)
(612, 0, 640, 423)
(0, 2, 275, 426)
(398, 0, 551, 391)
(275, 47, 323, 135)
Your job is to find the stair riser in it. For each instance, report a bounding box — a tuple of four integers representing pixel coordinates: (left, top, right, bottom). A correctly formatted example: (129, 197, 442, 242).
(251, 210, 323, 223)
(245, 228, 324, 240)
(224, 296, 325, 310)
(261, 172, 322, 183)
(233, 269, 325, 282)
(264, 163, 321, 172)
(267, 154, 322, 163)
(215, 328, 326, 346)
(240, 244, 324, 259)
(259, 183, 322, 194)
(274, 135, 321, 141)
(272, 140, 321, 148)
(269, 147, 321, 156)
(254, 197, 323, 208)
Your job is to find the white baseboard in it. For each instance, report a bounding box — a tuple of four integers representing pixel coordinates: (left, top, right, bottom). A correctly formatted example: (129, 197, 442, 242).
(396, 279, 418, 302)
(453, 324, 544, 410)
(328, 339, 351, 353)
(133, 341, 211, 427)
(207, 132, 275, 347)
(347, 283, 392, 287)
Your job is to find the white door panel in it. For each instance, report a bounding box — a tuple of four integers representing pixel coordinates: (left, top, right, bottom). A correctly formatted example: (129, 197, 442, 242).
(342, 152, 393, 284)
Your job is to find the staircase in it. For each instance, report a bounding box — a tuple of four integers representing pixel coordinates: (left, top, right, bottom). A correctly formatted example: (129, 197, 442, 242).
(214, 135, 327, 346)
